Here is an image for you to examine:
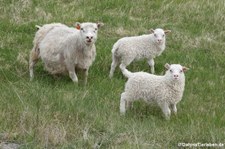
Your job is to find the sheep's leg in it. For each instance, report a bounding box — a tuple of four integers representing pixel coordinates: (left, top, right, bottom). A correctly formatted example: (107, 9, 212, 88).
(127, 101, 133, 109)
(29, 47, 40, 81)
(171, 104, 177, 115)
(65, 62, 78, 83)
(84, 69, 88, 85)
(159, 102, 171, 120)
(69, 71, 78, 83)
(109, 55, 119, 78)
(120, 92, 127, 115)
(148, 59, 155, 74)
(29, 60, 37, 81)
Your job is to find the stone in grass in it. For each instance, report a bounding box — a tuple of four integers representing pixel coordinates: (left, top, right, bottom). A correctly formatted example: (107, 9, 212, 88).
(0, 142, 20, 149)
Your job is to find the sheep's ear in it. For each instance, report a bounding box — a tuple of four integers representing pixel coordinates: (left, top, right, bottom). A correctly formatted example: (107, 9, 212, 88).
(97, 22, 104, 28)
(149, 29, 155, 34)
(182, 66, 189, 72)
(75, 22, 81, 30)
(164, 63, 170, 70)
(164, 30, 171, 34)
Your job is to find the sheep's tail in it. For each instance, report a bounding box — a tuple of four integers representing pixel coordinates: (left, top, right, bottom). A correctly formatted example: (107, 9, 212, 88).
(120, 67, 133, 78)
(111, 40, 120, 54)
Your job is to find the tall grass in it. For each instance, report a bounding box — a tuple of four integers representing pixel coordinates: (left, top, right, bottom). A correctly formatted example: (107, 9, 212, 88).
(0, 0, 225, 148)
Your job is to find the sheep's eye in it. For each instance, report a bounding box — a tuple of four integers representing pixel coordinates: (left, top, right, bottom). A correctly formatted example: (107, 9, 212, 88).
(95, 28, 97, 31)
(180, 70, 183, 73)
(170, 69, 173, 73)
(154, 34, 157, 37)
(162, 34, 165, 37)
(81, 28, 84, 31)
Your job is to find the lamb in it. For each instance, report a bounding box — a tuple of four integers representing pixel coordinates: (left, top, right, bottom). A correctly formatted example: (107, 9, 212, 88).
(29, 22, 104, 84)
(109, 28, 171, 78)
(119, 63, 189, 120)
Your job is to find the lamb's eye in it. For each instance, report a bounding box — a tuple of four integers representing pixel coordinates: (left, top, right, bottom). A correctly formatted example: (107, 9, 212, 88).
(154, 34, 157, 37)
(170, 70, 173, 73)
(81, 28, 84, 31)
(162, 34, 165, 37)
(180, 70, 183, 73)
(95, 28, 97, 31)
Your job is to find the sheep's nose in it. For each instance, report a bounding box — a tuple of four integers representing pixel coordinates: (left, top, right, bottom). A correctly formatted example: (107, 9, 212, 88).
(158, 39, 162, 42)
(174, 74, 179, 78)
(86, 36, 93, 39)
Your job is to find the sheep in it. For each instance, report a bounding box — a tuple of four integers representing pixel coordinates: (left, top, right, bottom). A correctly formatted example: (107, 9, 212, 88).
(29, 22, 104, 84)
(109, 28, 171, 78)
(119, 63, 189, 120)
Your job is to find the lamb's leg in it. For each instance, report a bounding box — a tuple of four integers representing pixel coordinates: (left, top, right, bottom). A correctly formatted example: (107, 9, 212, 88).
(171, 104, 177, 115)
(120, 92, 127, 115)
(159, 102, 171, 120)
(148, 58, 155, 74)
(109, 55, 119, 78)
(29, 47, 40, 81)
(127, 100, 133, 109)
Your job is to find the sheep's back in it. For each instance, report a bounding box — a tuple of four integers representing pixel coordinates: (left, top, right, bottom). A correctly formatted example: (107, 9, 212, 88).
(114, 34, 163, 60)
(125, 72, 163, 100)
(33, 23, 67, 46)
(125, 73, 184, 104)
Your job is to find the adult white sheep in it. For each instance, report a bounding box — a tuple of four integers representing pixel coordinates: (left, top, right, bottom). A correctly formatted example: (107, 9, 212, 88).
(29, 22, 104, 84)
(119, 63, 189, 120)
(109, 28, 171, 78)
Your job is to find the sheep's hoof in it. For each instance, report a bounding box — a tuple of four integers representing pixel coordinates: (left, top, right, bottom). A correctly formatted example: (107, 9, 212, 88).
(72, 78, 78, 83)
(165, 116, 170, 121)
(120, 111, 126, 116)
(30, 77, 34, 82)
(109, 74, 113, 79)
(73, 80, 78, 84)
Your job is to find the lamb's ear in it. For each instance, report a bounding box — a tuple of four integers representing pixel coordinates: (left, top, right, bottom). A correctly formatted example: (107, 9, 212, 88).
(75, 22, 81, 30)
(149, 29, 155, 34)
(164, 30, 171, 34)
(97, 22, 104, 28)
(182, 66, 189, 72)
(164, 63, 170, 70)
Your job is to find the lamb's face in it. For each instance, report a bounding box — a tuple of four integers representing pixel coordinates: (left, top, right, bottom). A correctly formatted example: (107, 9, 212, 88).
(76, 22, 103, 46)
(151, 28, 171, 45)
(165, 64, 189, 81)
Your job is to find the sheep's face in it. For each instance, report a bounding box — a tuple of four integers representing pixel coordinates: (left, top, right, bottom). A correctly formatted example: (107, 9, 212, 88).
(76, 22, 104, 46)
(150, 28, 171, 45)
(165, 63, 189, 81)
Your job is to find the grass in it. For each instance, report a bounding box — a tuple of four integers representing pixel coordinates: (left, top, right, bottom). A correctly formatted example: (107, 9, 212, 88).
(0, 0, 225, 148)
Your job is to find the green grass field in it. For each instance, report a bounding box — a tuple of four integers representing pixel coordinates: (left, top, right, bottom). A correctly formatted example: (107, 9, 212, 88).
(0, 0, 225, 148)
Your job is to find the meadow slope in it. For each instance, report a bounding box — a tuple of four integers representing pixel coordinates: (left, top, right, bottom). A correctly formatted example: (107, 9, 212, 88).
(0, 0, 225, 148)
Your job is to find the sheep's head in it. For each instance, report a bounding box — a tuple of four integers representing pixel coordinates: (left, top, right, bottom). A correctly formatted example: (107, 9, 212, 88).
(150, 28, 171, 45)
(164, 63, 189, 81)
(75, 22, 104, 46)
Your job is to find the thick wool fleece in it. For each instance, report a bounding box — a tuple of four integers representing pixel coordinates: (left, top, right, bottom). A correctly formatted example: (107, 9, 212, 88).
(120, 64, 187, 119)
(29, 22, 103, 83)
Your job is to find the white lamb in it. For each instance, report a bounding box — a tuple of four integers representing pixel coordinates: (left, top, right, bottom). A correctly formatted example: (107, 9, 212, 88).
(119, 63, 189, 120)
(109, 28, 171, 78)
(29, 22, 104, 84)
